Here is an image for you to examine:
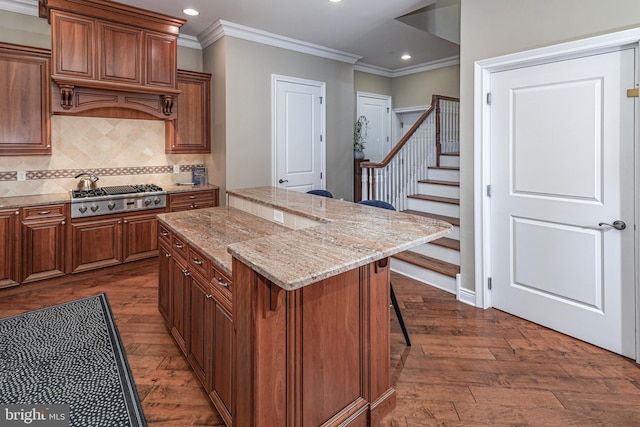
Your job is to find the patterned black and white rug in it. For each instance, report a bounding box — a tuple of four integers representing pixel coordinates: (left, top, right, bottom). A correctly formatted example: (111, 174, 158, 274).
(0, 294, 147, 427)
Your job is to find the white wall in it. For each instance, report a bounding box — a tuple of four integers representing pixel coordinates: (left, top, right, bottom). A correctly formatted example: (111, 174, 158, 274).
(459, 0, 640, 292)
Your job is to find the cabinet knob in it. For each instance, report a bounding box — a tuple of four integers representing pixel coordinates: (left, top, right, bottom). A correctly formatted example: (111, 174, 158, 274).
(123, 220, 128, 224)
(161, 231, 168, 237)
(165, 253, 171, 258)
(175, 243, 183, 249)
(14, 211, 19, 215)
(206, 294, 213, 299)
(182, 269, 190, 277)
(217, 278, 229, 288)
(193, 258, 202, 265)
(61, 220, 66, 225)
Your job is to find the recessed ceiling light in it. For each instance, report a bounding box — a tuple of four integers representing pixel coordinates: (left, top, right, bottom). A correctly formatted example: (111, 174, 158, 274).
(401, 54, 412, 60)
(183, 8, 199, 16)
(329, 0, 342, 3)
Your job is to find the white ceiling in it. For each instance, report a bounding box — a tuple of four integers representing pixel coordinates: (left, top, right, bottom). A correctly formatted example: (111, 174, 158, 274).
(3, 0, 460, 73)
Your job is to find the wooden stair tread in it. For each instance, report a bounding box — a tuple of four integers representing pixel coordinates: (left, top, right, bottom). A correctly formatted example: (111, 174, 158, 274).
(431, 237, 460, 251)
(418, 179, 459, 187)
(408, 194, 459, 205)
(441, 152, 459, 156)
(392, 251, 460, 278)
(402, 210, 460, 227)
(430, 166, 459, 171)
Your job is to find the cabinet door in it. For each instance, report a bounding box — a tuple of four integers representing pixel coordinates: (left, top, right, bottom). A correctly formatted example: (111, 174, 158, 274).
(70, 217, 122, 273)
(122, 212, 159, 262)
(209, 296, 233, 425)
(188, 273, 211, 388)
(51, 11, 95, 79)
(170, 255, 189, 354)
(0, 43, 51, 156)
(0, 209, 20, 288)
(145, 32, 176, 88)
(166, 70, 211, 153)
(21, 217, 66, 283)
(98, 22, 142, 85)
(158, 241, 172, 324)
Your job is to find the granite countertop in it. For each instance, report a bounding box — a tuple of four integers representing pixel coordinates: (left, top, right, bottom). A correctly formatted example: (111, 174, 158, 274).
(163, 186, 452, 291)
(157, 207, 289, 277)
(0, 184, 219, 209)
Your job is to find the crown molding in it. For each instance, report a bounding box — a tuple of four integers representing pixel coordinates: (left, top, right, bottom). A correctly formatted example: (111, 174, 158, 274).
(0, 0, 38, 16)
(355, 55, 460, 78)
(177, 34, 202, 50)
(198, 19, 362, 65)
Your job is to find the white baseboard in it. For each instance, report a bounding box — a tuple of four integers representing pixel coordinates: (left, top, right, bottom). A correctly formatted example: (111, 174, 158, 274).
(456, 273, 477, 306)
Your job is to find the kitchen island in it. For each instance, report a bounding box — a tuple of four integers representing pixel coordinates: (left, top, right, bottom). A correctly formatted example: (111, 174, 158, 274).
(156, 186, 451, 427)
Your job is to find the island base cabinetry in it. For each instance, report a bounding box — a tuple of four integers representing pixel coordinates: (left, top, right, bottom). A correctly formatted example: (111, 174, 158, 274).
(233, 257, 396, 427)
(0, 209, 20, 288)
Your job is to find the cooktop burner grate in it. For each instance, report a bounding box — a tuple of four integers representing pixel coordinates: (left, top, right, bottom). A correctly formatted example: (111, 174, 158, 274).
(71, 184, 163, 199)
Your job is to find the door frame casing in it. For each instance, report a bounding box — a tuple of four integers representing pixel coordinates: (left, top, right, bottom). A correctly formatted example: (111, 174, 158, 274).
(473, 28, 640, 362)
(271, 74, 326, 190)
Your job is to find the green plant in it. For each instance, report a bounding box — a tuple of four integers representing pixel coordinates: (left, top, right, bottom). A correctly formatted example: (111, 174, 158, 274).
(353, 115, 369, 151)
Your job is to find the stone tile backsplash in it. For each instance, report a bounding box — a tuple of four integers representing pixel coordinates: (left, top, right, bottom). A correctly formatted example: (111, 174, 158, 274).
(0, 116, 207, 197)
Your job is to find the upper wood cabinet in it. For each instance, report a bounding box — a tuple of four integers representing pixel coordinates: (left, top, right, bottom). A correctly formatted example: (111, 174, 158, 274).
(0, 43, 51, 156)
(166, 70, 212, 154)
(40, 0, 184, 119)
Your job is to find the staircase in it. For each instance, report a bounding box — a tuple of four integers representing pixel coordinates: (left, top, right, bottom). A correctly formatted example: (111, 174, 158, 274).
(392, 153, 460, 293)
(359, 94, 460, 294)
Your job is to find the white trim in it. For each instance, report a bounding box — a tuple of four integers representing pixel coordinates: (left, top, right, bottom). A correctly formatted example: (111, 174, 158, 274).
(0, 0, 37, 16)
(355, 55, 460, 78)
(456, 274, 476, 306)
(474, 28, 640, 361)
(200, 20, 361, 65)
(177, 34, 202, 50)
(271, 74, 326, 191)
(392, 105, 430, 114)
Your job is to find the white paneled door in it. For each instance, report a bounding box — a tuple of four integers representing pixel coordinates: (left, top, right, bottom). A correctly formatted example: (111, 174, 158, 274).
(490, 48, 636, 358)
(273, 76, 325, 193)
(356, 92, 391, 163)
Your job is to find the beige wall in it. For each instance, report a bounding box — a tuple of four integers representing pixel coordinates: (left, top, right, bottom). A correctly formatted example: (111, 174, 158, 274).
(392, 64, 459, 109)
(459, 0, 640, 292)
(0, 10, 49, 48)
(177, 45, 203, 72)
(209, 36, 355, 201)
(354, 71, 391, 96)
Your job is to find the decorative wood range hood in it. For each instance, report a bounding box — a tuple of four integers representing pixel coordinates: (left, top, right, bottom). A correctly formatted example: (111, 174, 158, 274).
(39, 0, 185, 120)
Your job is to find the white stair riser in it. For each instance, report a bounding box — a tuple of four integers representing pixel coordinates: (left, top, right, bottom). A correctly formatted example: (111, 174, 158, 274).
(418, 182, 459, 199)
(448, 225, 460, 240)
(391, 259, 456, 294)
(410, 243, 460, 265)
(428, 168, 459, 182)
(407, 199, 459, 218)
(440, 156, 460, 168)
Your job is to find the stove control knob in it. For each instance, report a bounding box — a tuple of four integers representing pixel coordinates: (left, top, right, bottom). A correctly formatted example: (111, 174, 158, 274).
(144, 198, 152, 206)
(90, 204, 99, 212)
(153, 197, 161, 205)
(79, 205, 87, 214)
(107, 201, 116, 210)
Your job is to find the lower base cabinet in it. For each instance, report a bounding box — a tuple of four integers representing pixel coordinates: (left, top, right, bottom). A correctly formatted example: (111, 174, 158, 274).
(0, 208, 20, 288)
(160, 229, 233, 426)
(21, 205, 67, 283)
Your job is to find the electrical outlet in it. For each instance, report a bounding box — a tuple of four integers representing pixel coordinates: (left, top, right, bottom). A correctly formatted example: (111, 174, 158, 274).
(17, 171, 26, 181)
(173, 164, 180, 173)
(273, 210, 284, 223)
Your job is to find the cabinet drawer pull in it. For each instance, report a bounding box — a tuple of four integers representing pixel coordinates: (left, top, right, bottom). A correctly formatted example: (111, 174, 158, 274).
(175, 243, 183, 249)
(182, 269, 190, 276)
(38, 211, 51, 215)
(161, 231, 169, 237)
(189, 195, 196, 199)
(165, 253, 171, 258)
(193, 258, 202, 265)
(206, 294, 213, 299)
(217, 278, 229, 288)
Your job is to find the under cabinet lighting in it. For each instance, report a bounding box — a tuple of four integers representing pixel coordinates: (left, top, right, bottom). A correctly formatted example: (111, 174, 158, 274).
(183, 8, 199, 16)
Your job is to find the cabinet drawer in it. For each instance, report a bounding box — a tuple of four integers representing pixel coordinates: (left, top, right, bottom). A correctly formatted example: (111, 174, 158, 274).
(211, 266, 232, 299)
(23, 204, 66, 219)
(189, 246, 210, 280)
(159, 223, 172, 243)
(170, 201, 216, 212)
(172, 235, 188, 259)
(170, 190, 214, 204)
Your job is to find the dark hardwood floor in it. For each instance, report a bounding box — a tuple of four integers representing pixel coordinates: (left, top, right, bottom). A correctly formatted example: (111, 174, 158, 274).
(1, 259, 639, 426)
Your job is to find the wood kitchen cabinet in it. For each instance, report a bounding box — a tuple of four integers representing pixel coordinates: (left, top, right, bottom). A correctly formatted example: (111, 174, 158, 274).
(168, 189, 218, 212)
(166, 70, 211, 154)
(160, 227, 234, 426)
(0, 42, 51, 156)
(0, 208, 20, 288)
(70, 210, 161, 273)
(21, 204, 67, 283)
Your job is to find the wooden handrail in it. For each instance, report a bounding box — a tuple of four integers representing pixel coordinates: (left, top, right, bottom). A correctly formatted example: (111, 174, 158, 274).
(360, 94, 459, 169)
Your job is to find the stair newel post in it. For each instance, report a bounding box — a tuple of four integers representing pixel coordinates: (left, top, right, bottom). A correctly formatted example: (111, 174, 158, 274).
(435, 95, 442, 167)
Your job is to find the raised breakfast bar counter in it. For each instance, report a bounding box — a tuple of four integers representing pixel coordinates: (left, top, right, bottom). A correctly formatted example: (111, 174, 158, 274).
(156, 186, 451, 427)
